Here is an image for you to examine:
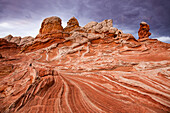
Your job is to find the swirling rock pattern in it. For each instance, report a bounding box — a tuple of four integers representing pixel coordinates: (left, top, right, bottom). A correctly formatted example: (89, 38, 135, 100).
(0, 17, 170, 113)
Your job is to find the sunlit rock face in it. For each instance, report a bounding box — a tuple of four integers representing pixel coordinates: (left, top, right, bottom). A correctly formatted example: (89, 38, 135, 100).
(0, 16, 170, 113)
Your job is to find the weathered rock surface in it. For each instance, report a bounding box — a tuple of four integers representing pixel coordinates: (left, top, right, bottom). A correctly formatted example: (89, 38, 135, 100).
(0, 38, 20, 57)
(138, 21, 151, 39)
(40, 16, 63, 34)
(36, 16, 64, 39)
(64, 17, 80, 32)
(84, 21, 98, 29)
(19, 36, 34, 46)
(3, 35, 34, 47)
(10, 36, 21, 45)
(84, 19, 113, 33)
(3, 34, 13, 42)
(0, 17, 170, 113)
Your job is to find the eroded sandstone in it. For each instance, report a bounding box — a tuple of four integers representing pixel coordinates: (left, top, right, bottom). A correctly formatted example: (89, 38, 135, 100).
(0, 17, 170, 113)
(64, 17, 80, 32)
(138, 21, 151, 39)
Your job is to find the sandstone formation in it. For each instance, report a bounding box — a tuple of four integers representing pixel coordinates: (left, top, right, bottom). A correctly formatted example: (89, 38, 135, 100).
(36, 16, 64, 39)
(138, 21, 151, 39)
(19, 36, 34, 46)
(0, 38, 20, 57)
(84, 19, 113, 33)
(40, 16, 63, 34)
(3, 35, 21, 45)
(64, 17, 80, 32)
(0, 16, 170, 113)
(3, 35, 34, 46)
(10, 36, 21, 45)
(4, 34, 13, 42)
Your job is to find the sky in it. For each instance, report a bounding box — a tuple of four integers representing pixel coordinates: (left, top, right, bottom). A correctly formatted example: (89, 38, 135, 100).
(0, 0, 170, 43)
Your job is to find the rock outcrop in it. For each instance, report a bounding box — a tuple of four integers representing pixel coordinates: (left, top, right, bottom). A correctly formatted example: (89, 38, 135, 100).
(0, 16, 170, 113)
(3, 34, 13, 42)
(138, 21, 151, 39)
(3, 35, 21, 45)
(36, 16, 64, 39)
(64, 17, 80, 32)
(40, 16, 63, 34)
(0, 38, 20, 58)
(19, 36, 34, 46)
(3, 35, 34, 46)
(84, 19, 113, 33)
(10, 36, 21, 45)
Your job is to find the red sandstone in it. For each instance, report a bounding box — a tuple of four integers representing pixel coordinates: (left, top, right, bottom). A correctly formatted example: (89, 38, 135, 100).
(0, 17, 170, 113)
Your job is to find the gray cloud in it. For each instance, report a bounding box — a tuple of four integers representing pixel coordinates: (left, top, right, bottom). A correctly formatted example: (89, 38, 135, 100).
(0, 0, 170, 43)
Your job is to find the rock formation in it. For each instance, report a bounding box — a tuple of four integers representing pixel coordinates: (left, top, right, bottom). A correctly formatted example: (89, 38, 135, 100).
(138, 21, 151, 39)
(10, 36, 21, 45)
(4, 34, 13, 42)
(3, 35, 21, 45)
(40, 16, 63, 34)
(36, 16, 64, 39)
(3, 35, 34, 46)
(84, 19, 113, 33)
(0, 16, 170, 113)
(64, 17, 80, 32)
(19, 36, 34, 46)
(0, 38, 20, 57)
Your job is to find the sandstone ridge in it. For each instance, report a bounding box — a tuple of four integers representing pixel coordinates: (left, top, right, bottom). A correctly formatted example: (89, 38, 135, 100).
(0, 16, 170, 113)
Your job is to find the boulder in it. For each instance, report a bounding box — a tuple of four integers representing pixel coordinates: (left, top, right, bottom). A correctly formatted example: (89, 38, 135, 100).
(64, 17, 80, 32)
(138, 21, 151, 39)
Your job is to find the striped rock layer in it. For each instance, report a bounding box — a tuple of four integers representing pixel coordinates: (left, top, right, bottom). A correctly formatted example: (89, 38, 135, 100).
(0, 16, 170, 113)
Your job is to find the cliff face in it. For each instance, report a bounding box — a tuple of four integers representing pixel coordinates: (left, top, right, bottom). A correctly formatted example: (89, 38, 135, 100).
(0, 16, 170, 113)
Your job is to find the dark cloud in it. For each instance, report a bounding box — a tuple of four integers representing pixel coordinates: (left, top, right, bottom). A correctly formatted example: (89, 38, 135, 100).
(0, 0, 170, 42)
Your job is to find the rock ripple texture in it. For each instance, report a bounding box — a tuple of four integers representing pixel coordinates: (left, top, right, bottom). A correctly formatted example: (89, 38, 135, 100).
(0, 17, 170, 113)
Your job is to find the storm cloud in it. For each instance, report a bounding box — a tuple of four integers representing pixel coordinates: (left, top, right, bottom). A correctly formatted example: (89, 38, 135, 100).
(0, 0, 170, 43)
